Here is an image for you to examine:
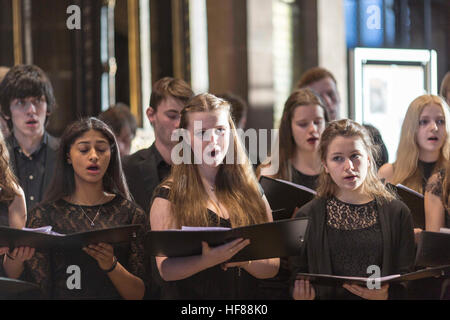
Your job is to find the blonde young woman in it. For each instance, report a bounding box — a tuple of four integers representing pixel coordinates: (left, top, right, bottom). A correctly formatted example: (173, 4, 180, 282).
(378, 94, 450, 194)
(150, 93, 279, 299)
(292, 120, 415, 300)
(0, 130, 33, 279)
(258, 88, 328, 190)
(378, 95, 450, 241)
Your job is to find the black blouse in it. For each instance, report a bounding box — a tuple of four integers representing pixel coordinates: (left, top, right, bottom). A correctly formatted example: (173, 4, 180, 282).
(292, 197, 415, 300)
(24, 194, 147, 299)
(154, 187, 262, 300)
(0, 202, 9, 227)
(0, 201, 10, 279)
(326, 197, 383, 299)
(418, 160, 437, 192)
(291, 166, 319, 191)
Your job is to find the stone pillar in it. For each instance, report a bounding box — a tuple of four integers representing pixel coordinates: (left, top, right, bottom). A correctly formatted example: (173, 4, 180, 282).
(317, 0, 348, 118)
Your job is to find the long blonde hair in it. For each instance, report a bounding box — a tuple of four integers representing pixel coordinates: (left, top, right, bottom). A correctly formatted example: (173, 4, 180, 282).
(0, 131, 20, 202)
(391, 95, 450, 193)
(159, 93, 268, 228)
(317, 119, 395, 204)
(257, 88, 328, 180)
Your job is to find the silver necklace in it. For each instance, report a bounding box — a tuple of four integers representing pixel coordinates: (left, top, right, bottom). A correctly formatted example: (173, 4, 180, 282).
(78, 205, 103, 227)
(72, 196, 107, 227)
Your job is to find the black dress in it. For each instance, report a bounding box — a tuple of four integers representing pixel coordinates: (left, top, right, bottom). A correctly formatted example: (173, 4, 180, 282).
(154, 187, 261, 300)
(24, 194, 147, 299)
(326, 197, 383, 299)
(0, 200, 9, 279)
(408, 169, 450, 300)
(418, 160, 437, 193)
(423, 170, 450, 300)
(292, 197, 415, 300)
(291, 166, 319, 190)
(0, 202, 9, 226)
(257, 166, 319, 300)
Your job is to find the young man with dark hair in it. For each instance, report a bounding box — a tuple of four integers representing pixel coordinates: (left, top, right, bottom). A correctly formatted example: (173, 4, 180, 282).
(0, 65, 59, 211)
(217, 92, 248, 129)
(122, 76, 194, 299)
(123, 77, 194, 214)
(296, 67, 341, 121)
(98, 103, 137, 157)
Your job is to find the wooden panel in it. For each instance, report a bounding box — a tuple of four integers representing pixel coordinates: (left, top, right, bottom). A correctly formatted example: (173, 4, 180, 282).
(29, 0, 75, 135)
(150, 0, 174, 81)
(24, 0, 102, 135)
(127, 0, 142, 125)
(0, 0, 14, 66)
(207, 0, 248, 101)
(171, 0, 190, 82)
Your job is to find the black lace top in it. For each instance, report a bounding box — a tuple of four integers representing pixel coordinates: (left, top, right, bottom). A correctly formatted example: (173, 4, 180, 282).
(419, 160, 437, 192)
(24, 194, 148, 299)
(0, 201, 9, 279)
(0, 202, 9, 226)
(0, 190, 13, 226)
(326, 197, 383, 299)
(154, 187, 261, 300)
(291, 165, 319, 190)
(425, 170, 450, 228)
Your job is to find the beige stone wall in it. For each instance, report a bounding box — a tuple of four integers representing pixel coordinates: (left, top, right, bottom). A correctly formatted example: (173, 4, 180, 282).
(317, 0, 348, 119)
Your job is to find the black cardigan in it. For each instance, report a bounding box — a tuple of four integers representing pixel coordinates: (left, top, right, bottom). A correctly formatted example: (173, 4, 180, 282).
(290, 197, 416, 300)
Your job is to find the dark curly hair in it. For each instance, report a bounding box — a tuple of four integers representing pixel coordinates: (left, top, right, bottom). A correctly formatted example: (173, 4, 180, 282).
(0, 65, 56, 129)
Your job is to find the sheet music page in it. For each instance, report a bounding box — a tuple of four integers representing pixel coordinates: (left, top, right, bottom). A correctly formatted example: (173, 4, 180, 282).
(181, 226, 231, 231)
(21, 226, 66, 236)
(396, 184, 424, 198)
(276, 179, 317, 195)
(298, 273, 401, 282)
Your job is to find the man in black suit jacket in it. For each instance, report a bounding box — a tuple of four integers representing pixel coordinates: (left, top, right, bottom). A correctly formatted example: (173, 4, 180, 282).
(0, 65, 59, 212)
(122, 77, 193, 299)
(123, 77, 193, 216)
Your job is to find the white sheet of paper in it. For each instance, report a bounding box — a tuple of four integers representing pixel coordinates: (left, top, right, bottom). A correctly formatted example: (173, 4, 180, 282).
(22, 226, 65, 236)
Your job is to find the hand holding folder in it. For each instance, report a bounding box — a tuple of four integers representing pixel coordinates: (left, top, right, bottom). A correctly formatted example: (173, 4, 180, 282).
(259, 176, 316, 221)
(145, 218, 309, 262)
(0, 225, 141, 250)
(296, 265, 450, 287)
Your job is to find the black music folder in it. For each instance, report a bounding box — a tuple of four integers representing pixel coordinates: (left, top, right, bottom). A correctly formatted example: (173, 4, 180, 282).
(0, 277, 40, 299)
(415, 230, 450, 267)
(145, 217, 309, 262)
(388, 183, 425, 229)
(0, 225, 141, 250)
(259, 176, 316, 220)
(296, 265, 450, 287)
